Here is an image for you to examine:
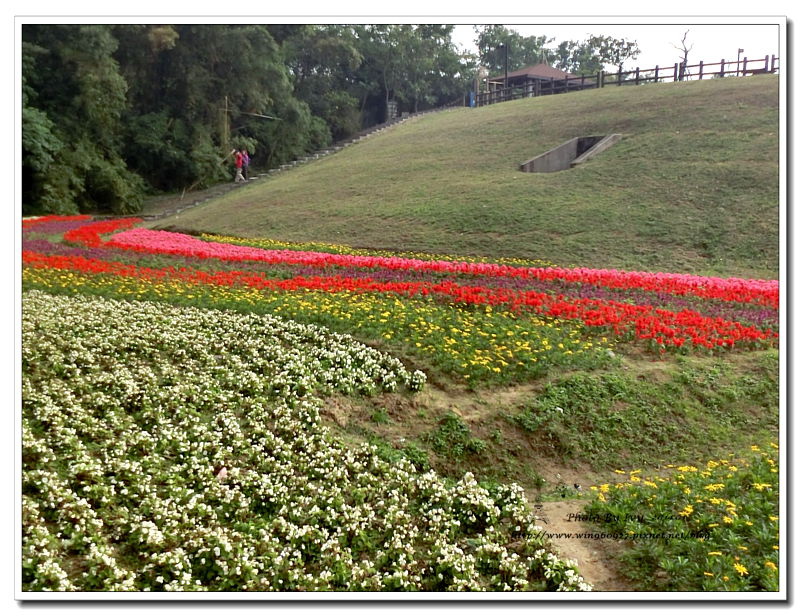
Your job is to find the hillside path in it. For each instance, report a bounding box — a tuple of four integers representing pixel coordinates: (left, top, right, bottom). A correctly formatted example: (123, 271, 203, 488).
(535, 500, 636, 592)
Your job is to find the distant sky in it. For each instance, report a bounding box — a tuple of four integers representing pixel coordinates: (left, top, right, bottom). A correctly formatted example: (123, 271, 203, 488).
(450, 20, 783, 72)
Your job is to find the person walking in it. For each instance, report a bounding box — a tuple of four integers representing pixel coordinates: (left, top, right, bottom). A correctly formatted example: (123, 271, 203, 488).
(233, 149, 245, 183)
(242, 149, 250, 181)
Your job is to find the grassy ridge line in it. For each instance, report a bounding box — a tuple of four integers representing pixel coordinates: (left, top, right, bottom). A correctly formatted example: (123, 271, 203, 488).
(153, 76, 779, 279)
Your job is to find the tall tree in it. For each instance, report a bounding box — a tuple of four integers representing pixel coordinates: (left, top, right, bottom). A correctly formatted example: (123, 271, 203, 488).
(278, 25, 363, 140)
(551, 35, 641, 75)
(22, 25, 144, 214)
(474, 25, 551, 76)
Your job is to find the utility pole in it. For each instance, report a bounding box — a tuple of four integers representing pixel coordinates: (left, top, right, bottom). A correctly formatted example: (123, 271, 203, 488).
(502, 43, 509, 87)
(222, 95, 230, 155)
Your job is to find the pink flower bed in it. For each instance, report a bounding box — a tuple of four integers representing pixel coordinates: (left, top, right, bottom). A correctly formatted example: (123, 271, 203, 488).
(104, 227, 779, 308)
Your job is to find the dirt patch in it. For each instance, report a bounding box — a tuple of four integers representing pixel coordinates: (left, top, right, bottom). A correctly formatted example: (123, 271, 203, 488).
(532, 499, 636, 592)
(319, 387, 637, 592)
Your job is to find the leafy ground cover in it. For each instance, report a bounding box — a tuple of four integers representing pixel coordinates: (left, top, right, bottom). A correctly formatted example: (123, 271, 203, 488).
(21, 215, 781, 592)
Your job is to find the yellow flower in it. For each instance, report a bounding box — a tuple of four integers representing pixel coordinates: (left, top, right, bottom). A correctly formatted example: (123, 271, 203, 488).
(703, 572, 714, 577)
(765, 561, 778, 571)
(707, 551, 723, 556)
(723, 516, 734, 524)
(678, 505, 694, 518)
(733, 563, 748, 576)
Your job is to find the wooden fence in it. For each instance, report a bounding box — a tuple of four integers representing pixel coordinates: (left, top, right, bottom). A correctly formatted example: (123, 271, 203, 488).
(475, 54, 779, 107)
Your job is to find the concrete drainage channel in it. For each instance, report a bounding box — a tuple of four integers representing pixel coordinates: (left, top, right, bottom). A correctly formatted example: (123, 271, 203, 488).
(520, 134, 622, 173)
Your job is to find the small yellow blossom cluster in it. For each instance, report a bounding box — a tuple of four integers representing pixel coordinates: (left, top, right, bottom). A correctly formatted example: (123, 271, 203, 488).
(585, 446, 780, 592)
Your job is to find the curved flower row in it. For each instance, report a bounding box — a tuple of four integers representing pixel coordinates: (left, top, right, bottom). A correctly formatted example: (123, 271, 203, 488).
(200, 232, 559, 268)
(22, 250, 777, 350)
(23, 290, 587, 591)
(97, 226, 778, 308)
(63, 217, 141, 248)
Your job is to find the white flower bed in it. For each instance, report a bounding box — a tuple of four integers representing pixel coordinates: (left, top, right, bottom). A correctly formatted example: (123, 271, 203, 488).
(22, 290, 590, 592)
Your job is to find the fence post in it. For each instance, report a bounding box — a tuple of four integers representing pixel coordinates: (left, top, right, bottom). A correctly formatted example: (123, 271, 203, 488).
(764, 55, 769, 71)
(699, 61, 704, 79)
(771, 55, 776, 72)
(581, 74, 585, 88)
(673, 62, 678, 82)
(596, 71, 601, 88)
(742, 57, 748, 75)
(550, 77, 554, 94)
(635, 67, 640, 85)
(720, 59, 725, 77)
(617, 65, 622, 85)
(654, 65, 659, 82)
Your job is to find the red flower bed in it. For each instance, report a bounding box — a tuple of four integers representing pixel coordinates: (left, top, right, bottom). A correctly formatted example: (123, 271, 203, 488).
(22, 215, 92, 228)
(22, 250, 777, 350)
(63, 218, 142, 248)
(95, 227, 778, 308)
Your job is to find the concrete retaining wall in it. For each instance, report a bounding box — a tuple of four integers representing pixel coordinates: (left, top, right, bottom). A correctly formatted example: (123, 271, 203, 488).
(519, 134, 621, 173)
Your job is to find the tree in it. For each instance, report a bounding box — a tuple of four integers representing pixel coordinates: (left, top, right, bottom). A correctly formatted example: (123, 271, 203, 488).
(474, 25, 551, 76)
(278, 25, 364, 140)
(550, 35, 641, 75)
(673, 30, 694, 80)
(22, 25, 144, 214)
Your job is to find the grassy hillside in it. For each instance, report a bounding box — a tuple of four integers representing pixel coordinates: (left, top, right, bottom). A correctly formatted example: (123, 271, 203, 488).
(152, 74, 779, 280)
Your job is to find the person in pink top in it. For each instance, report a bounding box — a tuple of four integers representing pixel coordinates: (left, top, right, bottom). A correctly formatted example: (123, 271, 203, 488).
(242, 149, 250, 181)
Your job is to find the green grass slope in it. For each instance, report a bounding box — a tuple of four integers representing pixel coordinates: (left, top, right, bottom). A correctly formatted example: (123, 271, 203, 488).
(156, 75, 779, 279)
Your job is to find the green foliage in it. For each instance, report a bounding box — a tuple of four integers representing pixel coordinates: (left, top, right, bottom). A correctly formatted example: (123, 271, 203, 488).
(22, 25, 141, 214)
(475, 25, 551, 75)
(426, 412, 487, 459)
(551, 35, 641, 74)
(511, 358, 778, 469)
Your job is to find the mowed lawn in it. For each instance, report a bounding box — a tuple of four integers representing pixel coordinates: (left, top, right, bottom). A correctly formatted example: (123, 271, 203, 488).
(154, 75, 780, 280)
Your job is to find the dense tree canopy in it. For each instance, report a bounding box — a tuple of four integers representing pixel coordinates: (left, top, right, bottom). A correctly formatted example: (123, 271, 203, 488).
(474, 25, 640, 77)
(21, 24, 638, 215)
